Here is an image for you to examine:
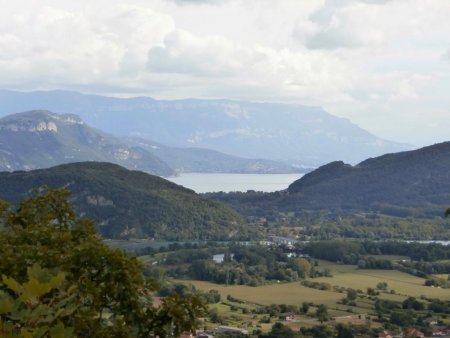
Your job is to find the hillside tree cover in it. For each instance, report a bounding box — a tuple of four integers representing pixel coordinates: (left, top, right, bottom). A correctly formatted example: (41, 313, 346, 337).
(0, 162, 246, 240)
(0, 188, 206, 337)
(208, 142, 450, 226)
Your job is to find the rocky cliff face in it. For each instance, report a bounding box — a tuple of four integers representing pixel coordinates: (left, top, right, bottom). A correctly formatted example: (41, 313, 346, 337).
(0, 110, 174, 176)
(0, 109, 303, 175)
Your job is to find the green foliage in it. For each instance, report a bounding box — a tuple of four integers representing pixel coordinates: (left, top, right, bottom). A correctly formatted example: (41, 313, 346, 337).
(424, 277, 450, 288)
(0, 162, 246, 240)
(208, 308, 225, 324)
(300, 324, 335, 338)
(157, 283, 220, 304)
(427, 299, 450, 313)
(402, 297, 425, 311)
(375, 299, 401, 313)
(377, 282, 388, 290)
(305, 240, 450, 264)
(305, 240, 362, 264)
(259, 322, 299, 338)
(299, 216, 450, 241)
(301, 281, 332, 291)
(389, 310, 415, 327)
(180, 245, 311, 285)
(315, 304, 329, 323)
(301, 302, 310, 314)
(0, 264, 76, 338)
(336, 324, 354, 338)
(292, 258, 312, 278)
(208, 142, 450, 240)
(286, 143, 450, 217)
(0, 187, 207, 337)
(346, 289, 358, 301)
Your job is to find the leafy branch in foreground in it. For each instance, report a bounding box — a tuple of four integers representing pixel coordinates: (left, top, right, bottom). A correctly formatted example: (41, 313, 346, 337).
(0, 263, 77, 338)
(0, 187, 206, 337)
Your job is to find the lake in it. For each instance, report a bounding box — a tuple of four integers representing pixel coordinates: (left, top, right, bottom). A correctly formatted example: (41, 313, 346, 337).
(167, 173, 304, 193)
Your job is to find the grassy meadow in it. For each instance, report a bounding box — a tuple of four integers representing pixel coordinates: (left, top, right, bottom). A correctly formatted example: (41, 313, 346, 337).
(182, 260, 450, 306)
(183, 280, 343, 306)
(170, 256, 450, 333)
(313, 261, 450, 300)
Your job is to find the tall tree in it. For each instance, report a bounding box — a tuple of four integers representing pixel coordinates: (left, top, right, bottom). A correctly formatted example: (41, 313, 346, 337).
(316, 304, 329, 323)
(0, 187, 206, 337)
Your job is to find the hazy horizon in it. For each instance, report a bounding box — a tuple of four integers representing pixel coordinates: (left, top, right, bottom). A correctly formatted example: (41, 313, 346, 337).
(1, 0, 450, 146)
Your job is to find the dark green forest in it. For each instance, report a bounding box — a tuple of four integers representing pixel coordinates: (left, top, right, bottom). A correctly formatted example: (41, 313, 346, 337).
(207, 142, 450, 221)
(0, 162, 247, 240)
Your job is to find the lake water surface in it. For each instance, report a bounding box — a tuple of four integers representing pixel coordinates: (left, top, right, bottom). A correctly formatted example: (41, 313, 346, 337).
(167, 173, 304, 193)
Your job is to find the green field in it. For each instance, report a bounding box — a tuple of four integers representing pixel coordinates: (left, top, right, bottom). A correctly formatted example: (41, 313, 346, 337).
(172, 259, 450, 332)
(177, 260, 450, 308)
(180, 280, 343, 306)
(312, 263, 450, 300)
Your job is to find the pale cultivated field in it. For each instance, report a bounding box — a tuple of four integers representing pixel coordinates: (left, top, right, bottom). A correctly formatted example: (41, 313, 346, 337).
(311, 268, 450, 300)
(181, 280, 343, 306)
(175, 259, 450, 314)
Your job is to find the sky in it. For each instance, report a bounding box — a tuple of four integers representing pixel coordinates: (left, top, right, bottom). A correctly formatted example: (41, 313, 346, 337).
(1, 0, 450, 146)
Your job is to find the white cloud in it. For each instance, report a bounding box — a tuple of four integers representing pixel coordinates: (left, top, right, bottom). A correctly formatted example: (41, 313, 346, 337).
(170, 0, 227, 5)
(0, 0, 450, 145)
(144, 28, 354, 105)
(301, 0, 450, 52)
(147, 29, 260, 76)
(301, 0, 394, 50)
(0, 4, 175, 86)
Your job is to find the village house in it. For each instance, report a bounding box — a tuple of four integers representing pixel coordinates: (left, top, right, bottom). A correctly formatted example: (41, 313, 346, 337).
(379, 330, 403, 338)
(404, 328, 425, 338)
(196, 333, 214, 338)
(431, 325, 450, 336)
(179, 332, 214, 338)
(216, 325, 249, 335)
(179, 332, 193, 338)
(279, 312, 295, 321)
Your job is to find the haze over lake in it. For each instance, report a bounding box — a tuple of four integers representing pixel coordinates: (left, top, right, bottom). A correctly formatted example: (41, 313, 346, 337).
(167, 173, 304, 193)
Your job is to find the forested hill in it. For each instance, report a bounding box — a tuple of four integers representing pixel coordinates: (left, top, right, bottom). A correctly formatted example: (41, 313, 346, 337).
(209, 142, 450, 218)
(285, 141, 450, 216)
(0, 162, 245, 240)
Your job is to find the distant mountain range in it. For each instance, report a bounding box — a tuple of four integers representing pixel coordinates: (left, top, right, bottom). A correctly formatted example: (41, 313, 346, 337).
(0, 110, 299, 175)
(0, 89, 411, 167)
(209, 141, 450, 218)
(0, 162, 246, 240)
(124, 137, 301, 174)
(0, 110, 174, 176)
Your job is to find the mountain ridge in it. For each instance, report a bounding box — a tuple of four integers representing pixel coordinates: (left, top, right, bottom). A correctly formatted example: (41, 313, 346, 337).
(0, 89, 412, 166)
(0, 110, 302, 175)
(208, 141, 450, 218)
(125, 137, 304, 174)
(0, 161, 246, 240)
(0, 110, 174, 176)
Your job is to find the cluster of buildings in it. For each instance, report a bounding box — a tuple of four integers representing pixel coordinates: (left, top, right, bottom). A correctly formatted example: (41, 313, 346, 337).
(179, 326, 249, 338)
(179, 323, 450, 338)
(379, 325, 450, 338)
